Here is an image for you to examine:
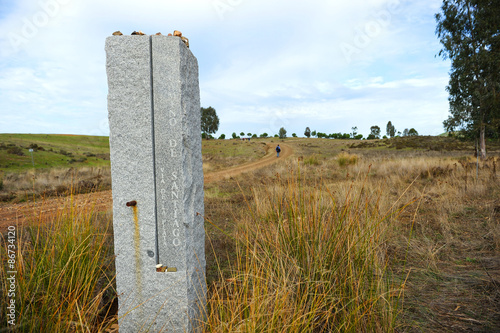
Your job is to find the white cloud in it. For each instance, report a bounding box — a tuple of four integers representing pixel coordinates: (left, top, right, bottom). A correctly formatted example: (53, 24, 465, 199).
(0, 0, 450, 137)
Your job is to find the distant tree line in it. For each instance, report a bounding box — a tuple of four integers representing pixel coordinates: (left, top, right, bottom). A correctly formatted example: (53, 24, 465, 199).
(201, 107, 419, 141)
(304, 122, 418, 140)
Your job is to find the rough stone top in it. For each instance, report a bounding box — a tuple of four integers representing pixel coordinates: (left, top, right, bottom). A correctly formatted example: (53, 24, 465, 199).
(109, 30, 190, 48)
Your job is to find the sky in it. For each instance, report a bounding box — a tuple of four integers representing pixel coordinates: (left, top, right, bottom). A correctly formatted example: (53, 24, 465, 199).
(0, 0, 451, 138)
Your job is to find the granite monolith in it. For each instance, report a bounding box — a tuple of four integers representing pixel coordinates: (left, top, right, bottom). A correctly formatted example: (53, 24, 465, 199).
(106, 35, 206, 332)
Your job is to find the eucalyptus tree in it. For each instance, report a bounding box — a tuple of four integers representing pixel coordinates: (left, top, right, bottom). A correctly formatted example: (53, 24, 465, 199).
(304, 127, 311, 138)
(436, 0, 500, 158)
(370, 125, 381, 139)
(386, 121, 396, 138)
(200, 106, 219, 139)
(279, 127, 287, 139)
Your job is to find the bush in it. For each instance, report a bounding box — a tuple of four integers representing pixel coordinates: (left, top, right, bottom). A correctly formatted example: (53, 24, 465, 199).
(0, 192, 15, 202)
(28, 143, 44, 151)
(337, 151, 358, 167)
(7, 146, 24, 156)
(59, 149, 73, 157)
(56, 185, 68, 194)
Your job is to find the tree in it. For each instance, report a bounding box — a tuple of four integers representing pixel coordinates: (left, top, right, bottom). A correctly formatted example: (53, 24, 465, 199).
(386, 121, 396, 138)
(279, 127, 287, 139)
(351, 126, 358, 138)
(369, 125, 381, 139)
(200, 106, 219, 138)
(240, 132, 245, 137)
(304, 127, 311, 138)
(247, 133, 252, 137)
(218, 134, 226, 140)
(311, 130, 317, 137)
(232, 132, 237, 139)
(260, 133, 268, 138)
(402, 128, 409, 137)
(408, 128, 419, 136)
(436, 0, 500, 158)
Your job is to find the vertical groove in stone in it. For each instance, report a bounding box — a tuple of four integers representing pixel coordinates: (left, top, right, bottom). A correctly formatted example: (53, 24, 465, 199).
(150, 35, 160, 265)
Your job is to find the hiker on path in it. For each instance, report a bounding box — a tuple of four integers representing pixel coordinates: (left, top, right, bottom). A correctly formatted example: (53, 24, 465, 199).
(276, 144, 281, 157)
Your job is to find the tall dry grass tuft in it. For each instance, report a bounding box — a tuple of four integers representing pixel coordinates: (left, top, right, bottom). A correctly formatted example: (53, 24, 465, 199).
(204, 165, 404, 332)
(0, 194, 116, 331)
(336, 151, 358, 167)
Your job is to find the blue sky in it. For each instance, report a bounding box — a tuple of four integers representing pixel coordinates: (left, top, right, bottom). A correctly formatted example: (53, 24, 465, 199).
(0, 0, 450, 138)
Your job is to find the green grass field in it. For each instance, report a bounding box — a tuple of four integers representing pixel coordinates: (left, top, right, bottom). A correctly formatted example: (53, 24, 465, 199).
(0, 134, 110, 172)
(0, 134, 271, 173)
(0, 134, 270, 202)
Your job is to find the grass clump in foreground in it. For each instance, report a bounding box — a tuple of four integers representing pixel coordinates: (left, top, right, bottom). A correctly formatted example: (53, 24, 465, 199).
(0, 195, 116, 332)
(204, 166, 406, 332)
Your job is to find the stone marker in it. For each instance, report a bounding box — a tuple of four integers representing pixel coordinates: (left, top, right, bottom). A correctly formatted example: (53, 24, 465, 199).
(106, 35, 206, 332)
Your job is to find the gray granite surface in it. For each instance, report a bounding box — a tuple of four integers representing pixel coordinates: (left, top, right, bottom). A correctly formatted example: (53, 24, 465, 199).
(106, 35, 205, 332)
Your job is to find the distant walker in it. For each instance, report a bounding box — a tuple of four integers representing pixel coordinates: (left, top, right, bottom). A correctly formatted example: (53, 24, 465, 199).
(276, 144, 281, 157)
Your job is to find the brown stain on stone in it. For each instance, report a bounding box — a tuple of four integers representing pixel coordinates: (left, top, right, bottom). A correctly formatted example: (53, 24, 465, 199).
(132, 205, 142, 297)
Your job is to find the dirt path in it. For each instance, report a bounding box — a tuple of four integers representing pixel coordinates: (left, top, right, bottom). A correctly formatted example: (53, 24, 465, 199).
(0, 142, 293, 231)
(204, 143, 292, 183)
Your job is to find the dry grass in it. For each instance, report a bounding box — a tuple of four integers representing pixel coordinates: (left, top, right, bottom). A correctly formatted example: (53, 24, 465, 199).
(204, 166, 402, 332)
(336, 151, 358, 167)
(202, 139, 268, 171)
(1, 137, 499, 331)
(0, 192, 117, 332)
(0, 167, 111, 202)
(204, 140, 500, 332)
